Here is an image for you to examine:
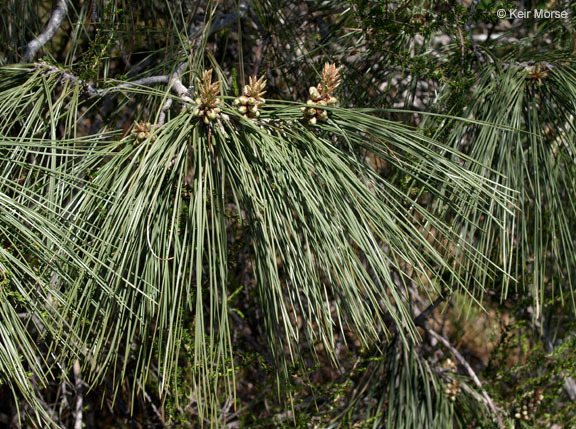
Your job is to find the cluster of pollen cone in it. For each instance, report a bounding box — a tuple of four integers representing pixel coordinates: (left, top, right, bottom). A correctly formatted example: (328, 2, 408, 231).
(130, 121, 157, 144)
(189, 63, 341, 126)
(192, 69, 222, 124)
(301, 63, 341, 125)
(233, 76, 266, 119)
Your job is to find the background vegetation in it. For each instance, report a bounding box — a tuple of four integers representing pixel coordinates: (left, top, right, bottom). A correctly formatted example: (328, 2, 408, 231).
(1, 0, 576, 427)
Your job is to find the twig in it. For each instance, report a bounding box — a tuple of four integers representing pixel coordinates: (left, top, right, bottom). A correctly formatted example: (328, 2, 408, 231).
(22, 0, 69, 62)
(34, 61, 181, 98)
(111, 75, 171, 91)
(224, 386, 271, 424)
(34, 61, 99, 95)
(73, 360, 83, 429)
(414, 292, 448, 327)
(157, 62, 194, 125)
(30, 375, 64, 427)
(158, 98, 173, 127)
(168, 62, 192, 99)
(426, 327, 504, 429)
(136, 380, 166, 426)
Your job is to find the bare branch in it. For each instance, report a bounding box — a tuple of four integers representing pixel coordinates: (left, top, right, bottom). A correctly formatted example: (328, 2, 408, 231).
(34, 61, 98, 95)
(137, 381, 166, 427)
(426, 327, 504, 429)
(73, 360, 83, 429)
(34, 62, 176, 97)
(414, 292, 448, 327)
(158, 98, 173, 127)
(168, 62, 192, 99)
(22, 0, 70, 62)
(111, 75, 171, 91)
(157, 64, 191, 126)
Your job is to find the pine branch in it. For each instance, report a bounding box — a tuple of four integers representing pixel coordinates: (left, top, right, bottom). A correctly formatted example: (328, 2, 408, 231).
(22, 0, 69, 62)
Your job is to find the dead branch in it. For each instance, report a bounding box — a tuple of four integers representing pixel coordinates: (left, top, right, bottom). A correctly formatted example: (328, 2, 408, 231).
(23, 0, 69, 62)
(426, 327, 504, 429)
(73, 360, 83, 429)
